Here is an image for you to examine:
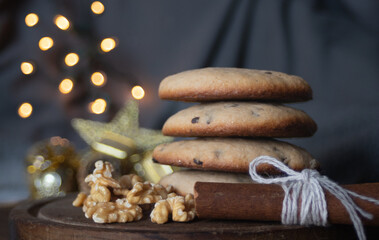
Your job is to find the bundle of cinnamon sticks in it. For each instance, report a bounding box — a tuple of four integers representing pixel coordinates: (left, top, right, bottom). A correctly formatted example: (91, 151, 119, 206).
(194, 182, 379, 226)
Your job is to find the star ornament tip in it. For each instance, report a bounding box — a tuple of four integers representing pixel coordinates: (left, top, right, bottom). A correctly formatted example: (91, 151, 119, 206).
(72, 100, 173, 153)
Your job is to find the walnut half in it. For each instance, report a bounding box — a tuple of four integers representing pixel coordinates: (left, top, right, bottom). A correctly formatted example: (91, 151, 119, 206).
(150, 193, 196, 224)
(127, 182, 174, 204)
(85, 197, 143, 223)
(72, 192, 87, 207)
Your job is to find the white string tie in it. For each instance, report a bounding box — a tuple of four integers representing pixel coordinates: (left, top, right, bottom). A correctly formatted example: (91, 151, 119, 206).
(249, 156, 379, 240)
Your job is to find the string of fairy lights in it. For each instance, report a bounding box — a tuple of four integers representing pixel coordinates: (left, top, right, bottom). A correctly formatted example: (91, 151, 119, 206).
(18, 1, 146, 119)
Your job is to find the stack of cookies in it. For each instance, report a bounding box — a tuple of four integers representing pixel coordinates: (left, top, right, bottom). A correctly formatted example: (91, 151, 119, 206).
(153, 68, 320, 195)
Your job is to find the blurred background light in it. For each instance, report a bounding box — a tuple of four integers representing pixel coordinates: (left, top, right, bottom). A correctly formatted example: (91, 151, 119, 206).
(91, 72, 106, 87)
(131, 86, 145, 100)
(91, 1, 105, 15)
(89, 98, 107, 114)
(20, 62, 35, 75)
(64, 53, 79, 66)
(100, 38, 116, 52)
(25, 13, 39, 27)
(39, 37, 54, 51)
(18, 102, 33, 118)
(54, 15, 70, 31)
(59, 78, 74, 94)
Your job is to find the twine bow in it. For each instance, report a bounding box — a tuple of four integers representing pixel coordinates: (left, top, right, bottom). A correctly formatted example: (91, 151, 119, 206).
(249, 156, 379, 240)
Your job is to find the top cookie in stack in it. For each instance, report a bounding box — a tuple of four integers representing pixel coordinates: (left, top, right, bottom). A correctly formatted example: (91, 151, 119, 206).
(153, 67, 319, 195)
(159, 68, 312, 102)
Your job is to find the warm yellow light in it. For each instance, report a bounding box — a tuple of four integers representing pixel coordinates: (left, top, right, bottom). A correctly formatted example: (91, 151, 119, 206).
(100, 38, 116, 52)
(91, 1, 105, 15)
(59, 78, 74, 94)
(25, 13, 39, 27)
(27, 165, 36, 174)
(20, 62, 34, 75)
(39, 37, 54, 51)
(18, 102, 33, 118)
(65, 53, 79, 66)
(90, 98, 107, 114)
(91, 72, 106, 86)
(131, 86, 145, 100)
(54, 15, 70, 30)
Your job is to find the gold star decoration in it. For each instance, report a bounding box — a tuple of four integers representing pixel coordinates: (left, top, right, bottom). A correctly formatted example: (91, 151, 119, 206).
(72, 100, 173, 154)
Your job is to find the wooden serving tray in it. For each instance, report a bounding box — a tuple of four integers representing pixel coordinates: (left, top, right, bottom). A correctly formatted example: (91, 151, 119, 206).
(9, 194, 379, 240)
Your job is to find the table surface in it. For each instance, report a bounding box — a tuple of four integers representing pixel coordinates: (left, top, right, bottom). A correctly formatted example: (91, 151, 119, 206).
(8, 194, 379, 240)
(0, 203, 17, 240)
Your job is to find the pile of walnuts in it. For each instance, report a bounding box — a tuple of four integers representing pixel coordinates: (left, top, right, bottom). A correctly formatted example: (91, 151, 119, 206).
(73, 160, 195, 224)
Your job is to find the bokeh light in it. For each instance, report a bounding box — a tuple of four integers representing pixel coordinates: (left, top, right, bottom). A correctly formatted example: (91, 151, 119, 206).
(59, 78, 74, 94)
(20, 62, 34, 75)
(131, 86, 145, 100)
(25, 13, 39, 27)
(27, 165, 36, 174)
(100, 38, 116, 52)
(90, 98, 107, 114)
(91, 1, 105, 15)
(54, 15, 70, 30)
(39, 37, 54, 51)
(18, 102, 33, 118)
(64, 53, 79, 66)
(91, 72, 106, 87)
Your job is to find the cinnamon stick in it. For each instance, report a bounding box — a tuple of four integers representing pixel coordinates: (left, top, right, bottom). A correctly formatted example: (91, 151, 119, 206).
(194, 182, 379, 225)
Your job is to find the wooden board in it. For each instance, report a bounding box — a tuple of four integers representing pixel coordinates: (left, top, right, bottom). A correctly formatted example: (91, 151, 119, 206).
(9, 194, 379, 240)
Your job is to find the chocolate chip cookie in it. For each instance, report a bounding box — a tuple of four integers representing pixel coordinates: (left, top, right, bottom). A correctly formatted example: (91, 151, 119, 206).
(162, 102, 317, 138)
(153, 138, 319, 174)
(159, 67, 312, 102)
